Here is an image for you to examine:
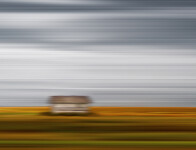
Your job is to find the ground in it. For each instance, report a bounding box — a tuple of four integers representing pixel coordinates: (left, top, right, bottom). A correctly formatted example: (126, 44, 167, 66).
(0, 107, 195, 150)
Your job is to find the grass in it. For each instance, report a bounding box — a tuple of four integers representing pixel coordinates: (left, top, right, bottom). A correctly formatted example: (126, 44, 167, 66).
(0, 140, 196, 148)
(0, 107, 195, 149)
(0, 141, 196, 148)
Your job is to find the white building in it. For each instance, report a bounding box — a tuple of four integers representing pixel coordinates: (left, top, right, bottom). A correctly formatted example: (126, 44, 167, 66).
(50, 96, 91, 114)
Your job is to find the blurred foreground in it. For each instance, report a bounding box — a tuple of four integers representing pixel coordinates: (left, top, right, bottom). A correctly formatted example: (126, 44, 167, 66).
(0, 107, 195, 150)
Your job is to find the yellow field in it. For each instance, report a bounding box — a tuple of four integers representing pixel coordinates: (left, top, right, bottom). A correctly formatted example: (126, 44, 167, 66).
(0, 106, 196, 117)
(0, 107, 195, 150)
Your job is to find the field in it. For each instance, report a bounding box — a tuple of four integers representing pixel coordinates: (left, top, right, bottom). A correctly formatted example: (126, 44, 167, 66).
(0, 107, 196, 150)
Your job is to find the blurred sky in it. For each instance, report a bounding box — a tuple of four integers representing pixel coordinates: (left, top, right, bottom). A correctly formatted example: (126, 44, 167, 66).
(0, 0, 196, 106)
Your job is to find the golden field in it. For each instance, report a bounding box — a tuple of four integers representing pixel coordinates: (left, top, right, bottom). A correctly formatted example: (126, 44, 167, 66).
(0, 107, 195, 150)
(0, 106, 196, 116)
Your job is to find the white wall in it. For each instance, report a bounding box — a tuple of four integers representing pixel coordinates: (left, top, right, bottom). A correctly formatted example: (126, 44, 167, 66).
(52, 104, 88, 113)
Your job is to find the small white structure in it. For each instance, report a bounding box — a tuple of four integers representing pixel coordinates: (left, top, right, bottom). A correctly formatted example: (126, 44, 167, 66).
(50, 96, 91, 114)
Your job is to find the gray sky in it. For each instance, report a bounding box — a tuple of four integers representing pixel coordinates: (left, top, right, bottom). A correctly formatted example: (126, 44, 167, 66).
(0, 0, 196, 106)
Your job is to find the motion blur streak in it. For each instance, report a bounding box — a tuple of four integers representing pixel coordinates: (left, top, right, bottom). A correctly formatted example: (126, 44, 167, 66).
(0, 0, 196, 106)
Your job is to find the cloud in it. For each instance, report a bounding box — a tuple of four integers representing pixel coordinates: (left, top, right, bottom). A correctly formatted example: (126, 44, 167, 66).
(0, 0, 195, 106)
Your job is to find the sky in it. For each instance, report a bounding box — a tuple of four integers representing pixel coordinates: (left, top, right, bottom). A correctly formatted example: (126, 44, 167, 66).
(0, 0, 196, 106)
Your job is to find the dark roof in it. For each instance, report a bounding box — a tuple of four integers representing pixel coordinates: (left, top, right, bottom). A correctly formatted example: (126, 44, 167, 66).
(50, 96, 91, 104)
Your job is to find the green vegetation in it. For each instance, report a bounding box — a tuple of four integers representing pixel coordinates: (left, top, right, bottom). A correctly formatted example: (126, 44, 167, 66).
(0, 141, 196, 148)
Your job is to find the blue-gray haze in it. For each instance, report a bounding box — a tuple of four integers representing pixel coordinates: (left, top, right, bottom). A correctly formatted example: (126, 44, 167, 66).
(0, 0, 196, 106)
